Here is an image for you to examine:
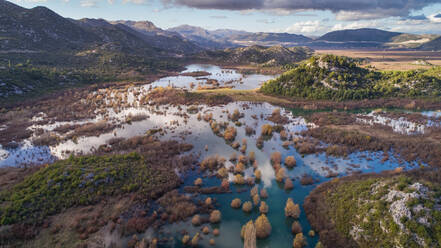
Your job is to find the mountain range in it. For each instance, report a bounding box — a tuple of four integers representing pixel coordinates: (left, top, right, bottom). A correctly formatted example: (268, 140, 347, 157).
(1, 0, 441, 56)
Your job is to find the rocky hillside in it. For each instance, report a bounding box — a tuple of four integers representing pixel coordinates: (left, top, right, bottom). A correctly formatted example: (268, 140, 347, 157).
(260, 55, 441, 100)
(304, 168, 441, 248)
(197, 45, 314, 66)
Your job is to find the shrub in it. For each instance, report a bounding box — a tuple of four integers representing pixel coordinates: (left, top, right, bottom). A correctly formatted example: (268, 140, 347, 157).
(245, 126, 255, 136)
(308, 230, 315, 237)
(300, 174, 314, 185)
(234, 174, 245, 184)
(235, 162, 245, 173)
(261, 124, 273, 136)
(202, 226, 210, 234)
(260, 189, 268, 198)
(256, 136, 264, 149)
(276, 168, 286, 182)
(292, 221, 302, 234)
(200, 155, 224, 171)
(182, 235, 190, 244)
(250, 185, 259, 197)
(284, 178, 294, 190)
(224, 126, 237, 142)
(221, 178, 229, 189)
(209, 239, 215, 246)
(209, 210, 221, 224)
(280, 130, 288, 141)
(232, 141, 240, 149)
(285, 198, 300, 219)
(259, 202, 269, 214)
(249, 151, 256, 163)
(238, 155, 248, 164)
(285, 156, 296, 168)
(241, 220, 257, 247)
(271, 152, 282, 164)
(242, 201, 253, 213)
(255, 214, 271, 239)
(253, 194, 260, 206)
(217, 167, 228, 178)
(192, 215, 201, 226)
(254, 169, 262, 181)
(194, 178, 203, 186)
(293, 233, 306, 248)
(231, 198, 242, 209)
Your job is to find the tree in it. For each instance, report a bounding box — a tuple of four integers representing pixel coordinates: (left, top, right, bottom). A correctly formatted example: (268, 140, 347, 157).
(285, 198, 300, 219)
(293, 233, 306, 248)
(255, 214, 271, 239)
(209, 210, 221, 224)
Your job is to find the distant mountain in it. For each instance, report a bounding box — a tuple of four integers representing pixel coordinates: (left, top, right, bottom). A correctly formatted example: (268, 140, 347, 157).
(419, 36, 441, 51)
(0, 0, 201, 55)
(310, 28, 438, 49)
(231, 32, 312, 46)
(168, 25, 311, 49)
(167, 25, 234, 49)
(197, 45, 313, 66)
(317, 28, 402, 43)
(110, 21, 202, 54)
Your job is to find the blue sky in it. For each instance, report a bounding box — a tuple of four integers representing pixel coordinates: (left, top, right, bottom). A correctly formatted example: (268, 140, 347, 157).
(10, 0, 441, 36)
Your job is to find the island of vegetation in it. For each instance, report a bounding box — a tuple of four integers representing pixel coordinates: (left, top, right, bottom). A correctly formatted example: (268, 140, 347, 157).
(260, 55, 441, 100)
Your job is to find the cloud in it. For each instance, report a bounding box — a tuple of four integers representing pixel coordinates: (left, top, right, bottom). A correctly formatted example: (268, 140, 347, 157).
(283, 20, 328, 34)
(257, 19, 275, 24)
(161, 0, 440, 20)
(210, 15, 227, 19)
(331, 20, 381, 31)
(123, 0, 148, 4)
(429, 13, 441, 23)
(80, 0, 97, 7)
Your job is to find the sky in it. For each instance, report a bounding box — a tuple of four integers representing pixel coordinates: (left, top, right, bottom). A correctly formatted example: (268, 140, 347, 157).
(10, 0, 441, 36)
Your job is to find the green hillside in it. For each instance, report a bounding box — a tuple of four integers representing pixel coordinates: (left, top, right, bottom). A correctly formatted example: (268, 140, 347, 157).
(260, 55, 441, 100)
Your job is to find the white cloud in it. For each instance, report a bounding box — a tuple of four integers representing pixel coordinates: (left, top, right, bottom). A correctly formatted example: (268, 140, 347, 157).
(80, 0, 97, 7)
(428, 13, 441, 23)
(284, 20, 328, 34)
(123, 0, 148, 4)
(331, 20, 381, 31)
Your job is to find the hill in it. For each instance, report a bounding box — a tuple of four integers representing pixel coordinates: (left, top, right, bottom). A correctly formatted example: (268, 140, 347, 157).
(304, 168, 441, 248)
(0, 0, 98, 51)
(167, 25, 234, 49)
(0, 0, 201, 55)
(318, 28, 402, 43)
(260, 54, 441, 100)
(110, 21, 202, 54)
(419, 36, 441, 51)
(197, 45, 314, 66)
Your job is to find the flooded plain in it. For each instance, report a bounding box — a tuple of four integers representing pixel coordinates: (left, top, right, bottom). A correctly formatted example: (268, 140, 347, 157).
(0, 64, 434, 248)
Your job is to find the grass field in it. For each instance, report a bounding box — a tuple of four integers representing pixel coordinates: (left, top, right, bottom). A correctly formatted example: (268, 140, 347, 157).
(315, 50, 441, 71)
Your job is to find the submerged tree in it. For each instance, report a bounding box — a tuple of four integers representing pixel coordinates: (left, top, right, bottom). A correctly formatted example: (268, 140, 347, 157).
(285, 198, 300, 219)
(255, 214, 272, 239)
